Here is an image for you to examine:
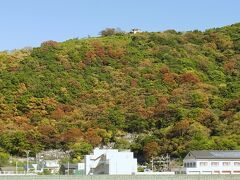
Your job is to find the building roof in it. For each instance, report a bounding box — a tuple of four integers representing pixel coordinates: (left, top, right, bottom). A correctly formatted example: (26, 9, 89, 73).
(132, 28, 141, 31)
(61, 163, 78, 169)
(188, 150, 240, 159)
(24, 164, 43, 170)
(44, 160, 59, 168)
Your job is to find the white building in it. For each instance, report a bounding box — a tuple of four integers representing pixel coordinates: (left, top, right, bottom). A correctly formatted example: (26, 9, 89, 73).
(131, 28, 142, 34)
(43, 160, 60, 174)
(84, 148, 137, 175)
(182, 150, 240, 174)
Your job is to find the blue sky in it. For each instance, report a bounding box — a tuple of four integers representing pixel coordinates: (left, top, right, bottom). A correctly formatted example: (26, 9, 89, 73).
(0, 0, 240, 50)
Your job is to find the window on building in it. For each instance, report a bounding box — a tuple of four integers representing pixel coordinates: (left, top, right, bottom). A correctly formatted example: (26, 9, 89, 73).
(223, 162, 231, 166)
(234, 162, 240, 166)
(222, 171, 231, 174)
(184, 162, 196, 168)
(190, 163, 193, 167)
(200, 162, 208, 167)
(211, 162, 219, 166)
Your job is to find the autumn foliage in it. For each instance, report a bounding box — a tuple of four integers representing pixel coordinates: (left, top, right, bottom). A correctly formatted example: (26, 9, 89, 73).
(0, 23, 240, 161)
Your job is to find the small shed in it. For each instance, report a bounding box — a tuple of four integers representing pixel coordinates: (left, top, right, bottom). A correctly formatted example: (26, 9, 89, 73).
(59, 163, 78, 175)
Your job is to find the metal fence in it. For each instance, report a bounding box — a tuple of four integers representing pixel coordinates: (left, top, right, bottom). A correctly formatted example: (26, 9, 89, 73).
(1, 175, 240, 180)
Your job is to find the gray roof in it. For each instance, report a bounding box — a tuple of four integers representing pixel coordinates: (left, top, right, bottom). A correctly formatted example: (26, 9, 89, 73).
(24, 164, 43, 170)
(189, 150, 240, 159)
(61, 164, 78, 169)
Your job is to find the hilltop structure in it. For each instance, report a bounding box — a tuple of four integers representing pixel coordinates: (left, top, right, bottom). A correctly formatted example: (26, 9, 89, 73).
(130, 28, 142, 34)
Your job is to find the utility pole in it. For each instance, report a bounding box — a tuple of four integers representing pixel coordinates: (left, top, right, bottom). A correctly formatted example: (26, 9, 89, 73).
(68, 160, 70, 175)
(151, 156, 154, 172)
(166, 153, 170, 171)
(66, 151, 71, 175)
(16, 161, 18, 174)
(25, 150, 30, 174)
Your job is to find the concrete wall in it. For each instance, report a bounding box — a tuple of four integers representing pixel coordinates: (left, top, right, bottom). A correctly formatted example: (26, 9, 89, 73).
(1, 175, 240, 180)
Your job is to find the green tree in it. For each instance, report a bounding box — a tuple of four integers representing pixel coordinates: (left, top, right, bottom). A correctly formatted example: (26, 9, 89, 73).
(70, 142, 93, 161)
(0, 150, 9, 167)
(100, 28, 124, 36)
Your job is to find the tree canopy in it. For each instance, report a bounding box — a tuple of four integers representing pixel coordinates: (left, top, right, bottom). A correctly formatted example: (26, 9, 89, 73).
(0, 23, 240, 162)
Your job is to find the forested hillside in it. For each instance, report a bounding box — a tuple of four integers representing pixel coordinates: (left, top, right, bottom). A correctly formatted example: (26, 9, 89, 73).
(0, 23, 240, 162)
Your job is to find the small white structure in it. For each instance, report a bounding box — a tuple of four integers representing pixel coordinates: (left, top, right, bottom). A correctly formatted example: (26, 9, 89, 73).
(44, 160, 60, 174)
(182, 150, 240, 174)
(84, 148, 137, 175)
(131, 28, 142, 34)
(78, 163, 85, 171)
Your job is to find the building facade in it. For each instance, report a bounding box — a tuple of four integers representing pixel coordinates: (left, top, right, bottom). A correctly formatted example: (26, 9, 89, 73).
(59, 163, 84, 175)
(183, 150, 240, 174)
(85, 148, 137, 175)
(43, 160, 60, 174)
